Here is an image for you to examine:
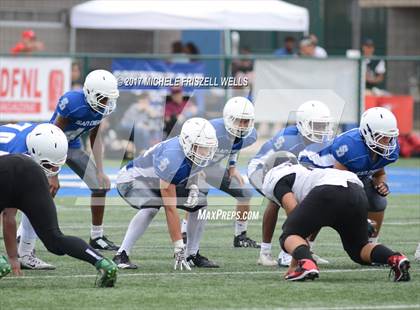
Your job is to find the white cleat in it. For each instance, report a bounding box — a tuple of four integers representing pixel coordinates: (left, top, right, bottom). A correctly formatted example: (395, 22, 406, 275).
(415, 243, 420, 262)
(278, 250, 292, 267)
(257, 252, 278, 266)
(19, 253, 56, 270)
(312, 253, 330, 265)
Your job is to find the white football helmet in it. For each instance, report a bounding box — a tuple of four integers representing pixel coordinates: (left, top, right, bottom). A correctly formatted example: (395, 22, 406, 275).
(359, 107, 399, 157)
(223, 97, 255, 138)
(83, 69, 119, 116)
(180, 118, 218, 167)
(26, 124, 68, 177)
(296, 100, 334, 143)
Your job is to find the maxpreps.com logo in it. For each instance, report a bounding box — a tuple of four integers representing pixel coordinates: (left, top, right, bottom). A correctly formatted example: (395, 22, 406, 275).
(197, 209, 259, 221)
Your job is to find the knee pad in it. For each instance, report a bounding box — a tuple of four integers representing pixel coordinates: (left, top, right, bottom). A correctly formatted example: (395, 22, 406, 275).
(344, 246, 365, 265)
(368, 197, 387, 212)
(279, 232, 288, 252)
(91, 189, 108, 196)
(364, 181, 387, 212)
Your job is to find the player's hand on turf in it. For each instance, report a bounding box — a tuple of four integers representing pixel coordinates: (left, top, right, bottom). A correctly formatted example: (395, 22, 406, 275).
(96, 171, 111, 191)
(374, 182, 390, 196)
(174, 244, 191, 271)
(48, 174, 60, 197)
(9, 257, 22, 276)
(228, 166, 244, 186)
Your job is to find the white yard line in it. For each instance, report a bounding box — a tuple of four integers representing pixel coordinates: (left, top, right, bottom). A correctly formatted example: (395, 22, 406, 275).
(264, 305, 420, 310)
(1, 267, 390, 281)
(52, 221, 420, 228)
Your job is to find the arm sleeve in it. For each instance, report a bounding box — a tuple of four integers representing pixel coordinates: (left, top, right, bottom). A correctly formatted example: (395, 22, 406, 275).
(273, 173, 296, 203)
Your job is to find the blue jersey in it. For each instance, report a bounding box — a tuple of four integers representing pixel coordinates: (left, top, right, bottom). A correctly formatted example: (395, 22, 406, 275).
(118, 136, 204, 186)
(248, 126, 308, 176)
(299, 128, 399, 177)
(0, 122, 38, 155)
(50, 90, 104, 148)
(210, 118, 257, 165)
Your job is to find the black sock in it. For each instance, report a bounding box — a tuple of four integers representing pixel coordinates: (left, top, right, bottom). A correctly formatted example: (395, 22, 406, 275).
(370, 244, 398, 265)
(292, 244, 314, 261)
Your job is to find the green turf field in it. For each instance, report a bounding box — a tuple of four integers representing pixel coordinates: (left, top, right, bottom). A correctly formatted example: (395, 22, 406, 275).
(0, 193, 419, 310)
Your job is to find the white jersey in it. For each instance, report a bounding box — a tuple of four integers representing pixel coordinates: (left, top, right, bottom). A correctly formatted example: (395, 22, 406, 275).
(262, 164, 363, 206)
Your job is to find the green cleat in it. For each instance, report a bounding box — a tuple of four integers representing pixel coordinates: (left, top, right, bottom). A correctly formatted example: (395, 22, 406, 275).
(0, 255, 11, 279)
(95, 258, 118, 288)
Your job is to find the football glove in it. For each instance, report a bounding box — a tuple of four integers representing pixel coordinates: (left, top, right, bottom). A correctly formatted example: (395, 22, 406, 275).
(174, 241, 191, 271)
(184, 184, 199, 209)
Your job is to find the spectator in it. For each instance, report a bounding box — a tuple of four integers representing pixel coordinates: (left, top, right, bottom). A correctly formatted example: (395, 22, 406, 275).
(184, 42, 200, 62)
(232, 47, 254, 75)
(299, 36, 326, 58)
(164, 87, 192, 137)
(273, 36, 296, 56)
(71, 62, 83, 90)
(101, 118, 135, 160)
(10, 29, 44, 55)
(170, 40, 189, 63)
(119, 93, 161, 154)
(362, 38, 386, 91)
(310, 34, 328, 58)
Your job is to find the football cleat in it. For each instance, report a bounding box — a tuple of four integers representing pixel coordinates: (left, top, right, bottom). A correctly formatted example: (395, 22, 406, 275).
(257, 252, 278, 266)
(233, 232, 260, 248)
(187, 251, 219, 268)
(95, 258, 118, 288)
(414, 243, 420, 262)
(112, 251, 138, 269)
(19, 253, 56, 270)
(0, 255, 11, 279)
(278, 250, 292, 267)
(312, 253, 330, 265)
(285, 259, 319, 281)
(388, 254, 410, 282)
(89, 236, 119, 251)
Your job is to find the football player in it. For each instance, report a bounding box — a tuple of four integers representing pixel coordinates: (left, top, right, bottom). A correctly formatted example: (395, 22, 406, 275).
(248, 100, 334, 266)
(49, 69, 120, 251)
(0, 154, 117, 287)
(300, 107, 399, 243)
(0, 122, 67, 270)
(183, 97, 258, 248)
(113, 118, 218, 269)
(261, 152, 410, 282)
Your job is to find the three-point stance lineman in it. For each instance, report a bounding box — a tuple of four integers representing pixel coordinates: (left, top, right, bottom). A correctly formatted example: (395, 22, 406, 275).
(261, 152, 410, 282)
(113, 118, 218, 269)
(248, 100, 334, 266)
(0, 122, 68, 270)
(0, 154, 117, 287)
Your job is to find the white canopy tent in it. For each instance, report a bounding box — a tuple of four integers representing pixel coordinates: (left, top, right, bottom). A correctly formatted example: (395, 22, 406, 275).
(70, 0, 309, 53)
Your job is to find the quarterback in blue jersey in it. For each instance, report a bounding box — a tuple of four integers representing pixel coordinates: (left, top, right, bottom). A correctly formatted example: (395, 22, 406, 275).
(0, 122, 68, 272)
(248, 100, 334, 267)
(50, 69, 120, 251)
(299, 107, 400, 242)
(182, 97, 258, 248)
(113, 118, 218, 270)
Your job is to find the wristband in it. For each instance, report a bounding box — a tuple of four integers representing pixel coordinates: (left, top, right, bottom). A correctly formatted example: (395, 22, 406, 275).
(173, 239, 184, 248)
